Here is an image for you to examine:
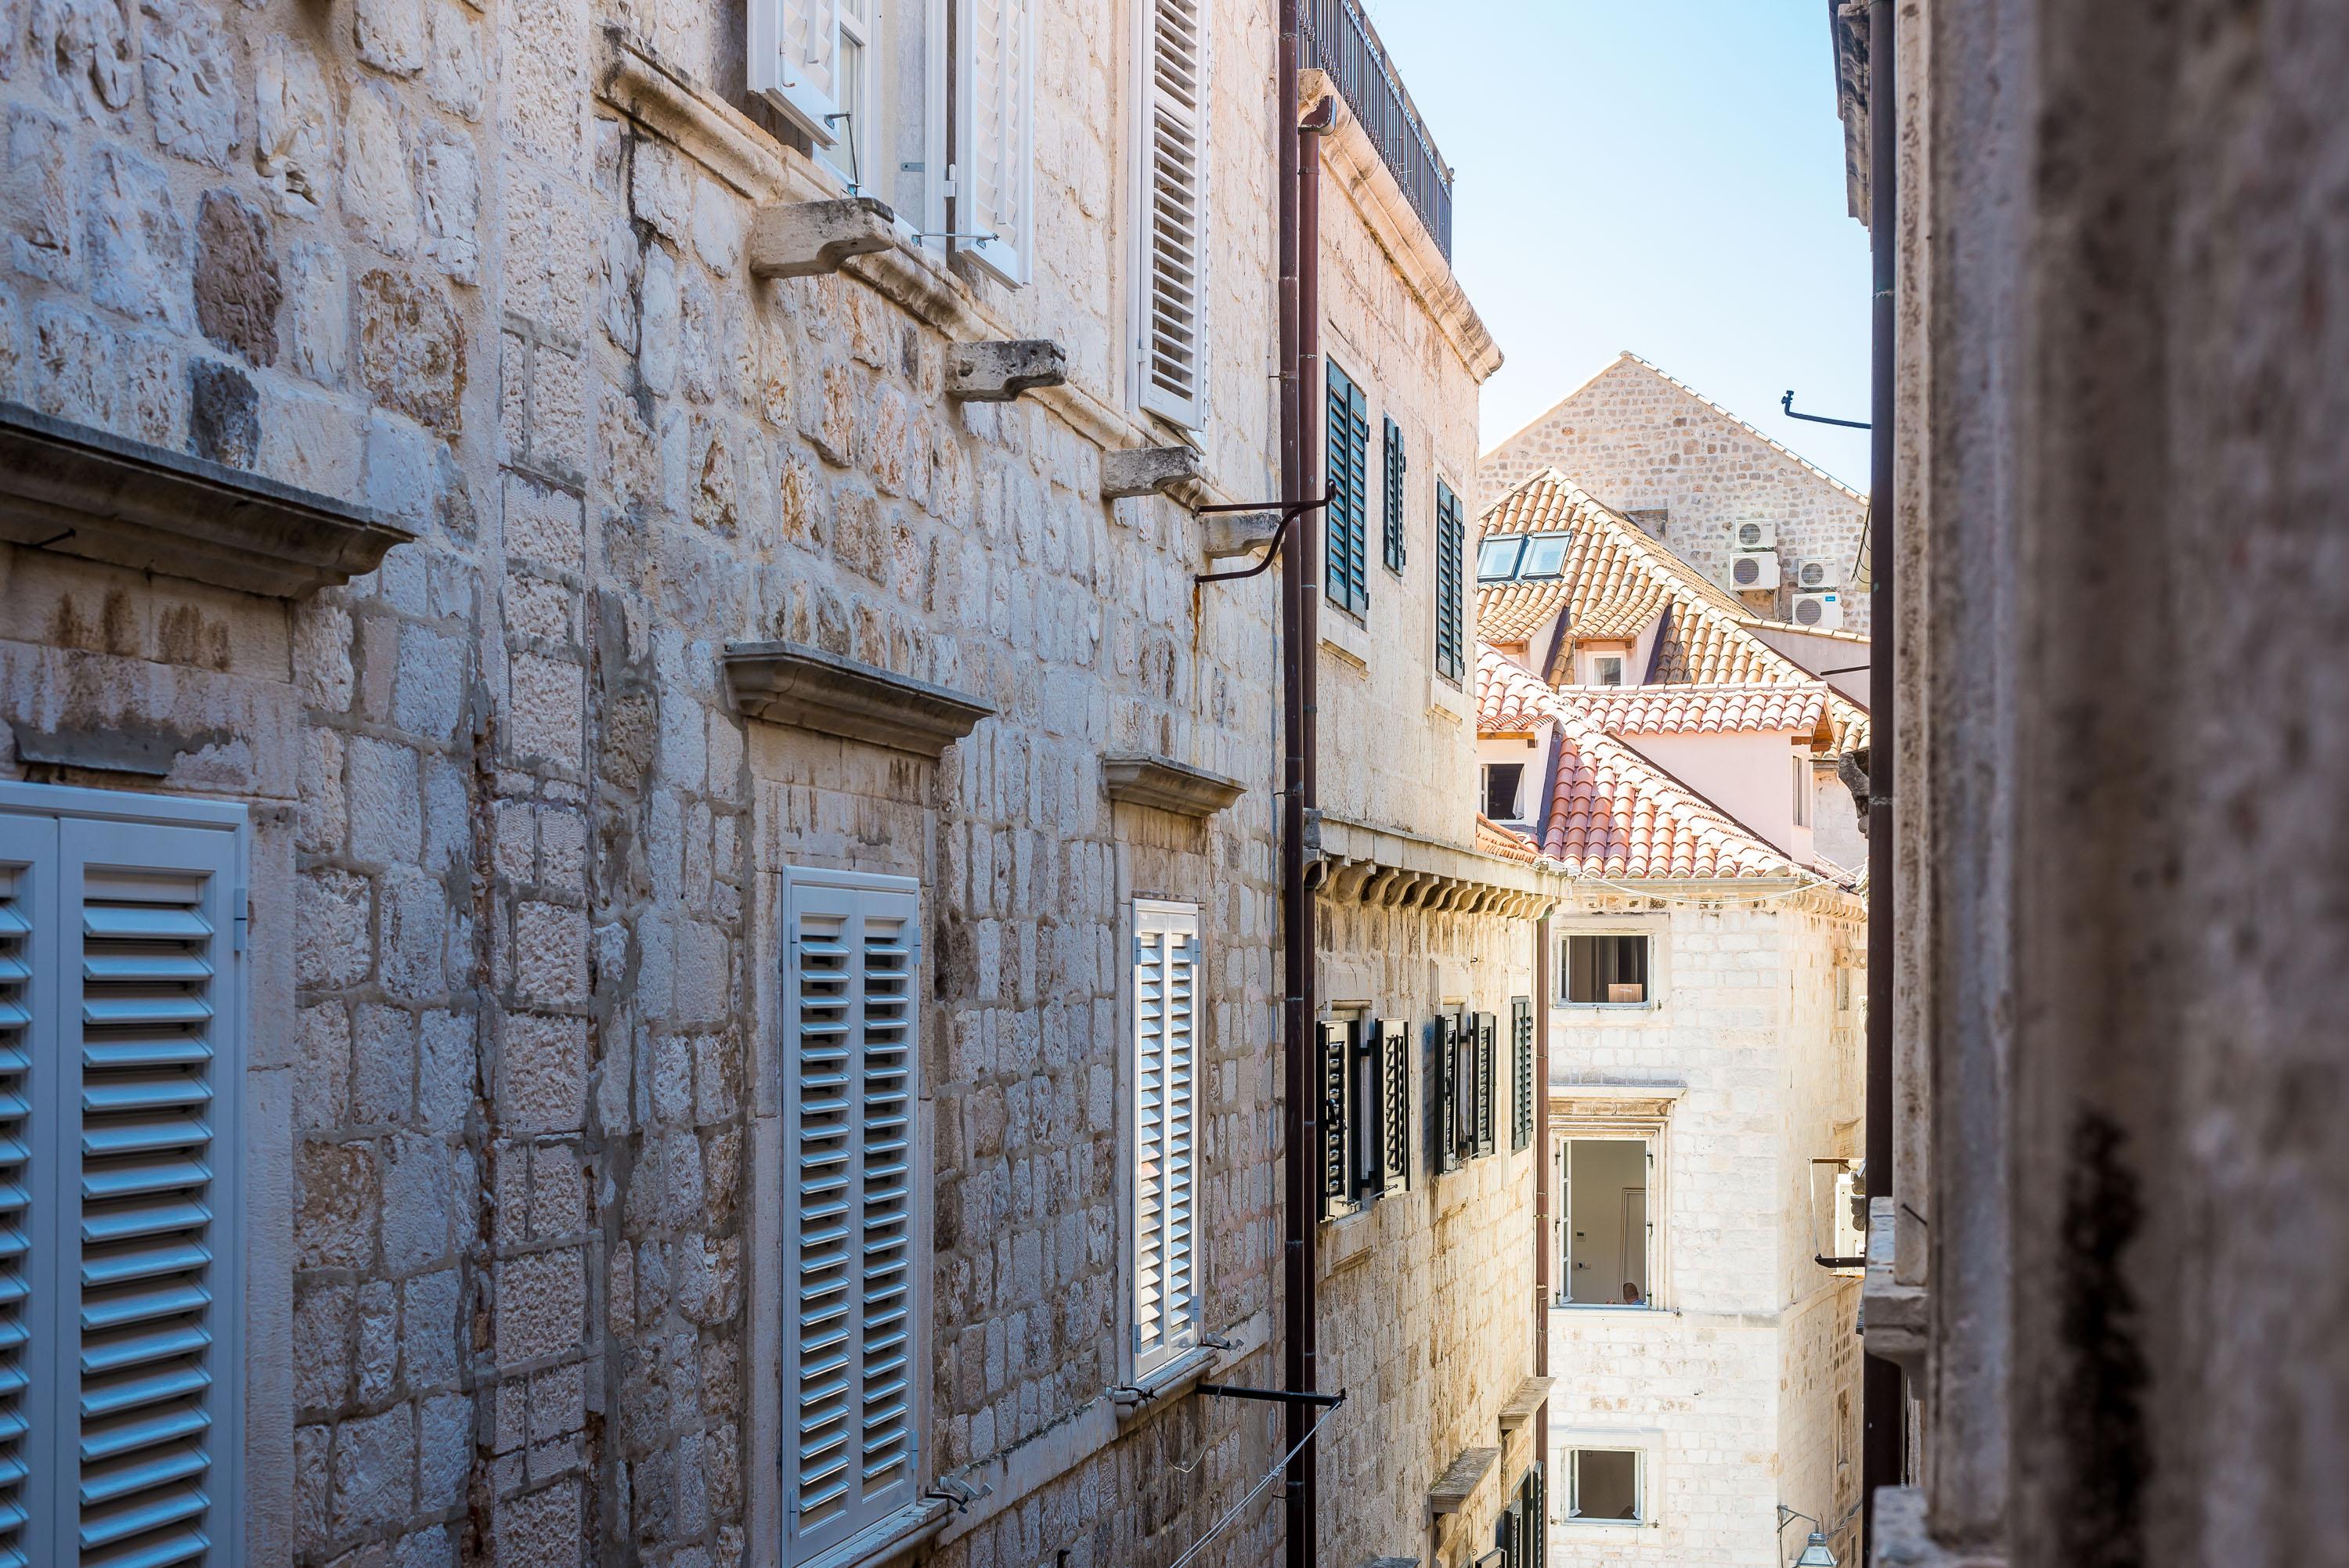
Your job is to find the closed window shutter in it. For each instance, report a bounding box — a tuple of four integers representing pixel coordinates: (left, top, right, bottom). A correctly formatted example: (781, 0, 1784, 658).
(1434, 479, 1465, 682)
(1510, 997, 1533, 1152)
(1379, 1018, 1410, 1195)
(1322, 363, 1370, 618)
(958, 0, 1034, 286)
(1474, 1011, 1497, 1159)
(1131, 904, 1200, 1377)
(785, 870, 922, 1564)
(1431, 1015, 1460, 1175)
(1381, 416, 1406, 573)
(1318, 1021, 1350, 1217)
(0, 806, 246, 1568)
(1135, 0, 1209, 427)
(751, 0, 847, 144)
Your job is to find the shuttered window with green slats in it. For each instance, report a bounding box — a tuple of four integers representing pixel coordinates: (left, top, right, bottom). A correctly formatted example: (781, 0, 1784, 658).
(1434, 478, 1467, 683)
(1323, 361, 1371, 621)
(1381, 416, 1407, 575)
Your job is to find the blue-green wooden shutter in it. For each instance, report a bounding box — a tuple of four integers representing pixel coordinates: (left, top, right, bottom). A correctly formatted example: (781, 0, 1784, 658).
(1323, 362, 1370, 619)
(1434, 479, 1465, 682)
(1378, 1018, 1409, 1195)
(1381, 416, 1406, 574)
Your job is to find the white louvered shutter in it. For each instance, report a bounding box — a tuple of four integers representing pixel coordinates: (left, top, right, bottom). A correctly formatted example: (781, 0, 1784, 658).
(1135, 0, 1208, 426)
(751, 0, 846, 144)
(0, 797, 246, 1568)
(958, 0, 1034, 286)
(1130, 902, 1199, 1379)
(783, 868, 922, 1566)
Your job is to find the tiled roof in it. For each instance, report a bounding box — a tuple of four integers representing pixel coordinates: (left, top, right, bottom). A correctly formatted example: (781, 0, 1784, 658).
(1558, 683, 1834, 744)
(1474, 652, 1557, 731)
(1474, 652, 1797, 880)
(1475, 814, 1539, 863)
(1474, 470, 1871, 755)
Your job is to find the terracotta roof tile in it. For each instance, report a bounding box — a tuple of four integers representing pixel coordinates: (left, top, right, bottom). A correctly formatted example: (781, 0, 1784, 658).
(1473, 651, 1797, 881)
(1557, 682, 1834, 745)
(1475, 814, 1539, 863)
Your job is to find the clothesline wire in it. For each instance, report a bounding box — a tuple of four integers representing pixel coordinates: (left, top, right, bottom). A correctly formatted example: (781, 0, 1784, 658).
(1164, 1403, 1342, 1568)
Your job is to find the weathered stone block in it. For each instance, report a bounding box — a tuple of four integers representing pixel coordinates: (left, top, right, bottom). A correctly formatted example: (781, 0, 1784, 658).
(5, 107, 78, 284)
(256, 37, 334, 216)
(745, 196, 897, 279)
(342, 84, 420, 256)
(141, 0, 237, 167)
(493, 1248, 585, 1365)
(358, 268, 465, 434)
(87, 146, 189, 330)
(193, 189, 280, 364)
(1098, 445, 1202, 501)
(354, 0, 426, 75)
(944, 339, 1068, 402)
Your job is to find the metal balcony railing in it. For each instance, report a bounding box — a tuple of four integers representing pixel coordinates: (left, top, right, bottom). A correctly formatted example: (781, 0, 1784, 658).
(1301, 0, 1456, 262)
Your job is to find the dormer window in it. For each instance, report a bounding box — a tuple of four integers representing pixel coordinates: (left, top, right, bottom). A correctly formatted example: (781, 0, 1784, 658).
(1589, 654, 1625, 687)
(1482, 762, 1527, 822)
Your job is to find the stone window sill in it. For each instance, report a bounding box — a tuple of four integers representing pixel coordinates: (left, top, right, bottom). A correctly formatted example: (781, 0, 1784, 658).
(1110, 1343, 1218, 1423)
(797, 1497, 956, 1568)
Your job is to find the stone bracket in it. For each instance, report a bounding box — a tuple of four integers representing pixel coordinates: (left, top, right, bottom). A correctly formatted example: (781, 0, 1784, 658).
(1200, 510, 1281, 561)
(1494, 1375, 1554, 1434)
(722, 641, 993, 757)
(0, 402, 413, 599)
(944, 340, 1068, 402)
(1099, 445, 1203, 502)
(1100, 754, 1246, 818)
(1427, 1445, 1499, 1517)
(747, 196, 900, 279)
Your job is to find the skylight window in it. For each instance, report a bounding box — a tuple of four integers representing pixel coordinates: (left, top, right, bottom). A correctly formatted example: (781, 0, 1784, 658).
(1520, 535, 1569, 579)
(1477, 532, 1570, 583)
(1478, 535, 1526, 581)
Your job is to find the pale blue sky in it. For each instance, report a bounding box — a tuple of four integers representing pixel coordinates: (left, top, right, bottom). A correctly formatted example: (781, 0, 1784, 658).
(1359, 0, 1874, 488)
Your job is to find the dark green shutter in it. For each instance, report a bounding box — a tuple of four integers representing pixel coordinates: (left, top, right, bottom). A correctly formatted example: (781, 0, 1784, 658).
(1319, 1020, 1351, 1217)
(1431, 1015, 1460, 1175)
(1381, 416, 1406, 573)
(1434, 479, 1465, 682)
(1511, 997, 1534, 1152)
(1474, 1011, 1497, 1158)
(1380, 1017, 1411, 1194)
(1324, 362, 1370, 619)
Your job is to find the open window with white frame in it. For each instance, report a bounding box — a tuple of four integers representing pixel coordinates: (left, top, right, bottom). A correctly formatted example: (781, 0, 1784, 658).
(1481, 759, 1528, 824)
(1561, 930, 1652, 1005)
(1558, 1135, 1655, 1307)
(1563, 1447, 1644, 1523)
(1129, 899, 1203, 1380)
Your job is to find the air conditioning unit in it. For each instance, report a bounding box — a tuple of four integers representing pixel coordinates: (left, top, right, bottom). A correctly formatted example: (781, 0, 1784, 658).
(1729, 552, 1780, 591)
(1791, 589, 1845, 628)
(1734, 520, 1778, 552)
(1796, 558, 1842, 590)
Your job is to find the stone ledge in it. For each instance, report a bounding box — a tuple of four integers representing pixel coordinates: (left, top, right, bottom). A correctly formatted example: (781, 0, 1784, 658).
(722, 641, 992, 757)
(1494, 1375, 1554, 1434)
(1864, 1197, 1928, 1374)
(1100, 755, 1246, 818)
(1427, 1445, 1499, 1516)
(797, 1497, 955, 1568)
(0, 402, 413, 600)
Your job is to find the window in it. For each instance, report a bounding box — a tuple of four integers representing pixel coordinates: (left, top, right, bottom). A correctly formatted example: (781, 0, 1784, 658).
(1381, 416, 1406, 573)
(1564, 932, 1648, 1004)
(1435, 1011, 1496, 1169)
(1510, 997, 1534, 1152)
(1131, 900, 1201, 1377)
(1323, 360, 1370, 620)
(1565, 1449, 1643, 1523)
(1133, 0, 1207, 427)
(1503, 1464, 1547, 1568)
(958, 0, 1034, 283)
(752, 0, 950, 242)
(0, 784, 249, 1568)
(784, 866, 925, 1565)
(1434, 480, 1466, 683)
(1476, 532, 1568, 583)
(1561, 1137, 1651, 1306)
(1321, 1013, 1410, 1219)
(1588, 654, 1625, 687)
(1792, 754, 1812, 827)
(1482, 762, 1525, 822)
(1319, 1016, 1355, 1218)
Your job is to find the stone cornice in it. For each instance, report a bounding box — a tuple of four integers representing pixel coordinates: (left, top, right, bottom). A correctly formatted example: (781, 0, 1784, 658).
(0, 402, 413, 599)
(721, 641, 992, 757)
(1099, 755, 1247, 818)
(1301, 70, 1503, 385)
(1315, 811, 1568, 916)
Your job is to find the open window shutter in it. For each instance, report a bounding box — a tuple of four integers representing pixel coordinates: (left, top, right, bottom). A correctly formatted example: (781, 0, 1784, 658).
(1434, 480, 1466, 682)
(1318, 1021, 1350, 1217)
(1431, 1015, 1459, 1175)
(1322, 364, 1369, 618)
(1510, 997, 1534, 1152)
(751, 0, 846, 143)
(1382, 416, 1407, 573)
(0, 813, 247, 1568)
(1473, 1011, 1497, 1158)
(958, 0, 1034, 286)
(1131, 906, 1200, 1377)
(785, 871, 922, 1563)
(1379, 1018, 1409, 1195)
(1136, 0, 1209, 426)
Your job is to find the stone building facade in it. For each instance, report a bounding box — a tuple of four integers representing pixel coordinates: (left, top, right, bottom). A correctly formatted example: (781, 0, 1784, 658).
(1477, 354, 1871, 634)
(0, 1, 1561, 1567)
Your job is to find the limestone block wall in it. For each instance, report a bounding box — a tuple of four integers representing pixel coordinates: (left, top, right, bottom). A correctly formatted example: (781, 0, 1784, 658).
(0, 0, 1312, 1564)
(1542, 892, 1864, 1568)
(1477, 355, 1871, 634)
(1315, 893, 1539, 1568)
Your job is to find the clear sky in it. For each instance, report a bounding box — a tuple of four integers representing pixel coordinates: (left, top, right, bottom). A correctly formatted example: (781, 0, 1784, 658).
(1358, 0, 1875, 488)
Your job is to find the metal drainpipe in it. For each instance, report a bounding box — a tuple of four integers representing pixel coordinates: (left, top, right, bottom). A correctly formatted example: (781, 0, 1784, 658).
(1860, 0, 1903, 1555)
(1276, 11, 1317, 1568)
(1533, 911, 1553, 1383)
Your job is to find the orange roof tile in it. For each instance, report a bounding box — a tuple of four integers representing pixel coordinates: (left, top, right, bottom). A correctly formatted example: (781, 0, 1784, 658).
(1475, 814, 1539, 863)
(1557, 683, 1835, 747)
(1474, 651, 1797, 880)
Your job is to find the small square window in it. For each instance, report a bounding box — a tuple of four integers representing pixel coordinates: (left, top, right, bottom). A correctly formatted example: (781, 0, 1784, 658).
(1564, 933, 1648, 1004)
(1482, 762, 1525, 822)
(1566, 1448, 1643, 1523)
(1589, 654, 1625, 687)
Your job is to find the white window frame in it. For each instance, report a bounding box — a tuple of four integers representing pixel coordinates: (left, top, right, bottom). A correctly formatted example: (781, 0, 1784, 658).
(752, 0, 949, 243)
(955, 0, 1034, 287)
(0, 780, 252, 1568)
(1792, 752, 1813, 827)
(1587, 653, 1626, 687)
(778, 863, 931, 1568)
(1126, 898, 1203, 1382)
(1553, 1440, 1655, 1528)
(1129, 0, 1212, 428)
(1556, 1133, 1658, 1310)
(1481, 762, 1526, 824)
(1557, 922, 1664, 1009)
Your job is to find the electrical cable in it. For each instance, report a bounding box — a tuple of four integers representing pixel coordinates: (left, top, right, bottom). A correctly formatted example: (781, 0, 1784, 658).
(1163, 1402, 1342, 1568)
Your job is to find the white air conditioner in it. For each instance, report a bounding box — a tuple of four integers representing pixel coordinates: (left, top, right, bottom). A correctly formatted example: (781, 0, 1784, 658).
(1734, 520, 1778, 552)
(1729, 552, 1780, 591)
(1791, 589, 1845, 628)
(1796, 558, 1842, 590)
